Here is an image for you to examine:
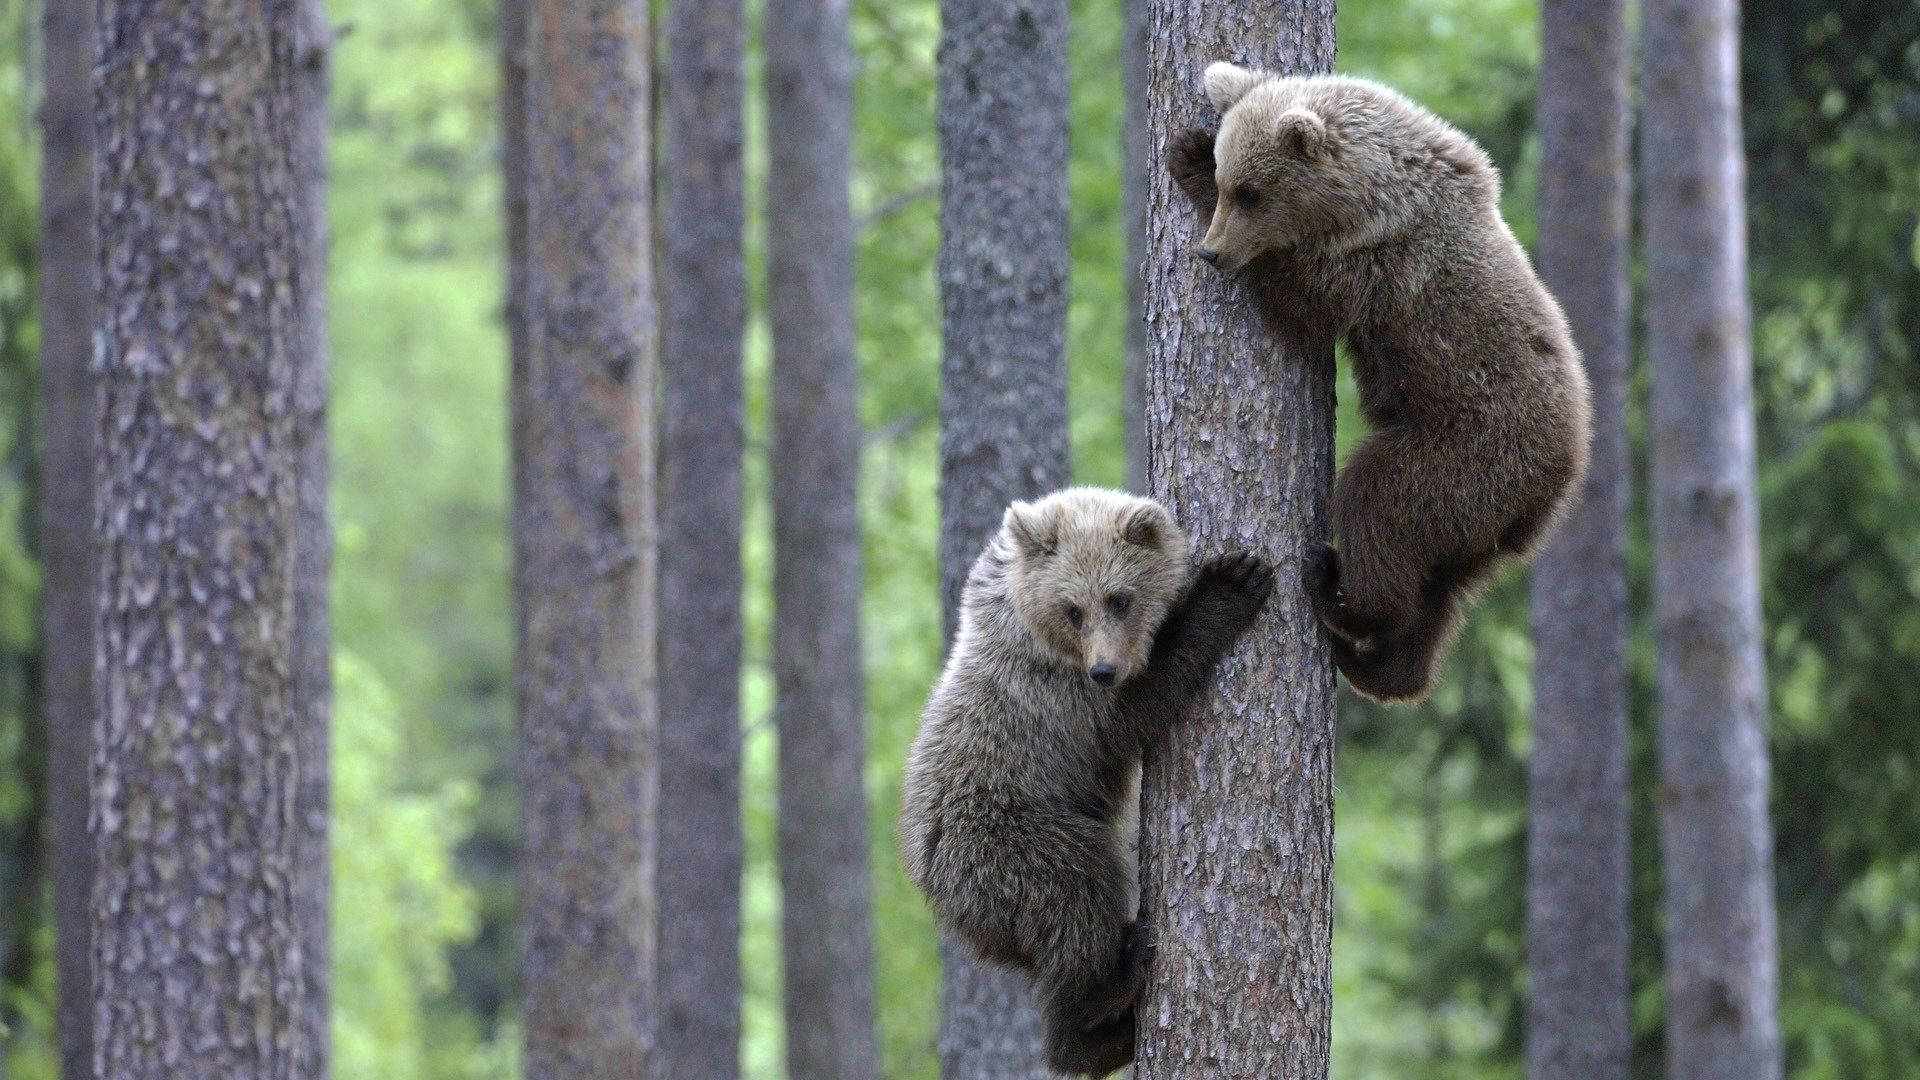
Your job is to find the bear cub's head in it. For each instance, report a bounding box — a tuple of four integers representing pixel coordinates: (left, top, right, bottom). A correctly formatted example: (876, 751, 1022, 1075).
(999, 488, 1190, 688)
(1196, 63, 1477, 272)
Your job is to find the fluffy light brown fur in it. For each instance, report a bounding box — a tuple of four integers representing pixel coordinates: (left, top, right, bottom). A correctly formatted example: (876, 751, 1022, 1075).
(900, 488, 1274, 1076)
(1169, 66, 1591, 703)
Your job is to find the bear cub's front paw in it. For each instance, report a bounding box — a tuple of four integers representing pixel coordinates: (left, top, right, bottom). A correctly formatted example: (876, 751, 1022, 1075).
(1167, 127, 1219, 212)
(1190, 550, 1276, 631)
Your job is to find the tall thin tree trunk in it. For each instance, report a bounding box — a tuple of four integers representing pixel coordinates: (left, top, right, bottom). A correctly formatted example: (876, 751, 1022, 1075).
(765, 2, 880, 1076)
(1641, 0, 1780, 1076)
(510, 0, 660, 1074)
(1136, 3, 1337, 1077)
(293, 2, 336, 1075)
(90, 0, 320, 1071)
(935, 0, 1072, 1072)
(658, 0, 746, 1073)
(38, 0, 93, 1072)
(1122, 0, 1149, 494)
(1526, 0, 1632, 1075)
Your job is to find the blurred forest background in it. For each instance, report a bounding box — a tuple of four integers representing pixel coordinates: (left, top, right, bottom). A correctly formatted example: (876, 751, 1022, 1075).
(0, 0, 1915, 1077)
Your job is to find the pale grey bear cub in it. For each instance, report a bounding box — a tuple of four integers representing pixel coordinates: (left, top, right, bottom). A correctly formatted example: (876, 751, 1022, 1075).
(900, 487, 1275, 1076)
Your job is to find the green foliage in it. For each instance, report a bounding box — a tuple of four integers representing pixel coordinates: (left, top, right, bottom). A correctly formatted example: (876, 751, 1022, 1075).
(333, 652, 494, 1079)
(0, 2, 50, 1074)
(324, 0, 516, 1070)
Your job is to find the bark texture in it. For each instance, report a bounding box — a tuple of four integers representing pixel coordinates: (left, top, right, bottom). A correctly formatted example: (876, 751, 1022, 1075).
(510, 0, 660, 1075)
(39, 0, 95, 1072)
(657, 0, 746, 1074)
(1122, 0, 1150, 493)
(90, 0, 319, 1072)
(765, 1, 879, 1077)
(1136, 3, 1337, 1077)
(293, 2, 336, 1076)
(1641, 0, 1781, 1076)
(935, 0, 1072, 1072)
(1525, 0, 1631, 1075)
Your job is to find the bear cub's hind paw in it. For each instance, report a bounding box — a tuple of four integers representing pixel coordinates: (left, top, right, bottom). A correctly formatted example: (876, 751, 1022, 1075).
(1303, 541, 1376, 650)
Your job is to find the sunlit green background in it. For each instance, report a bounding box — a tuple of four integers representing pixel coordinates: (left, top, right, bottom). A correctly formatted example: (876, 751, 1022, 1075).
(0, 0, 1915, 1076)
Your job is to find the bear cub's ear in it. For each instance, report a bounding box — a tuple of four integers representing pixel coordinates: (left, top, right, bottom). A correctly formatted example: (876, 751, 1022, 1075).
(1121, 503, 1173, 551)
(1004, 501, 1058, 560)
(1273, 106, 1328, 159)
(1203, 61, 1266, 113)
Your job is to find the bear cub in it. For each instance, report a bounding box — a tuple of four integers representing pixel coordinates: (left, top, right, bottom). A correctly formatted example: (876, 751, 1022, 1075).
(1167, 64, 1592, 703)
(900, 488, 1274, 1076)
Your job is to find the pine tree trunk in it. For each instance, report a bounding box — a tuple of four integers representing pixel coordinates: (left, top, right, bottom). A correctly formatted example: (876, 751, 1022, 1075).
(38, 0, 94, 1072)
(89, 0, 320, 1071)
(1136, 3, 1337, 1077)
(1525, 0, 1631, 1075)
(1641, 0, 1780, 1075)
(765, 1, 879, 1077)
(657, 0, 746, 1075)
(292, 2, 336, 1075)
(1122, 0, 1150, 494)
(510, 0, 660, 1074)
(935, 0, 1072, 1072)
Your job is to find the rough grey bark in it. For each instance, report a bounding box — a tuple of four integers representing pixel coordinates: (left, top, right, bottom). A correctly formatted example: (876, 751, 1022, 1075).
(510, 0, 660, 1074)
(89, 0, 320, 1072)
(1525, 0, 1632, 1075)
(293, 2, 336, 1075)
(1641, 0, 1781, 1076)
(1122, 0, 1150, 493)
(1136, 3, 1337, 1077)
(38, 0, 94, 1072)
(765, 1, 880, 1076)
(657, 0, 746, 1073)
(935, 0, 1072, 1072)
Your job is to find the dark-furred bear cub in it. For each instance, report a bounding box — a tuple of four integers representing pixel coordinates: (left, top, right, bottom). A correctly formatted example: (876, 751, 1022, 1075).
(899, 488, 1274, 1076)
(1168, 64, 1591, 703)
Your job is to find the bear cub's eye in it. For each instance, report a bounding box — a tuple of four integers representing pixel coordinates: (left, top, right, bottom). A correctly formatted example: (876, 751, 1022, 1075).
(1105, 594, 1133, 618)
(1065, 604, 1085, 629)
(1233, 185, 1262, 210)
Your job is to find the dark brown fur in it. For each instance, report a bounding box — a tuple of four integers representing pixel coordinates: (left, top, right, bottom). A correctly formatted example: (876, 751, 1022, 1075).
(900, 489, 1274, 1075)
(1168, 69, 1591, 702)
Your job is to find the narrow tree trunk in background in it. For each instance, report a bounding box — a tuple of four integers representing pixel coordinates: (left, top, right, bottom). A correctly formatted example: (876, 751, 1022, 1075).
(1641, 0, 1780, 1076)
(765, 3, 881, 1077)
(510, 0, 660, 1073)
(1122, 0, 1150, 493)
(1137, 3, 1337, 1077)
(658, 0, 746, 1073)
(935, 0, 1072, 1072)
(293, 2, 336, 1075)
(90, 0, 318, 1070)
(1525, 0, 1631, 1075)
(38, 0, 94, 1072)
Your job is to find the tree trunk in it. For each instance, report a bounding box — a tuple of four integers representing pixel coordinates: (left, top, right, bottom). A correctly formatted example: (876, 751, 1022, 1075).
(509, 0, 660, 1074)
(89, 0, 320, 1071)
(1122, 0, 1149, 493)
(1136, 3, 1337, 1077)
(657, 0, 747, 1076)
(38, 0, 94, 1071)
(1525, 0, 1631, 1075)
(765, 2, 880, 1077)
(1641, 0, 1781, 1076)
(293, 2, 336, 1075)
(935, 0, 1072, 1073)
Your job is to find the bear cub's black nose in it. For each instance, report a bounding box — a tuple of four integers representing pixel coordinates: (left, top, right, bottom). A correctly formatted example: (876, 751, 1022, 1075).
(1090, 664, 1117, 687)
(1198, 248, 1220, 265)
